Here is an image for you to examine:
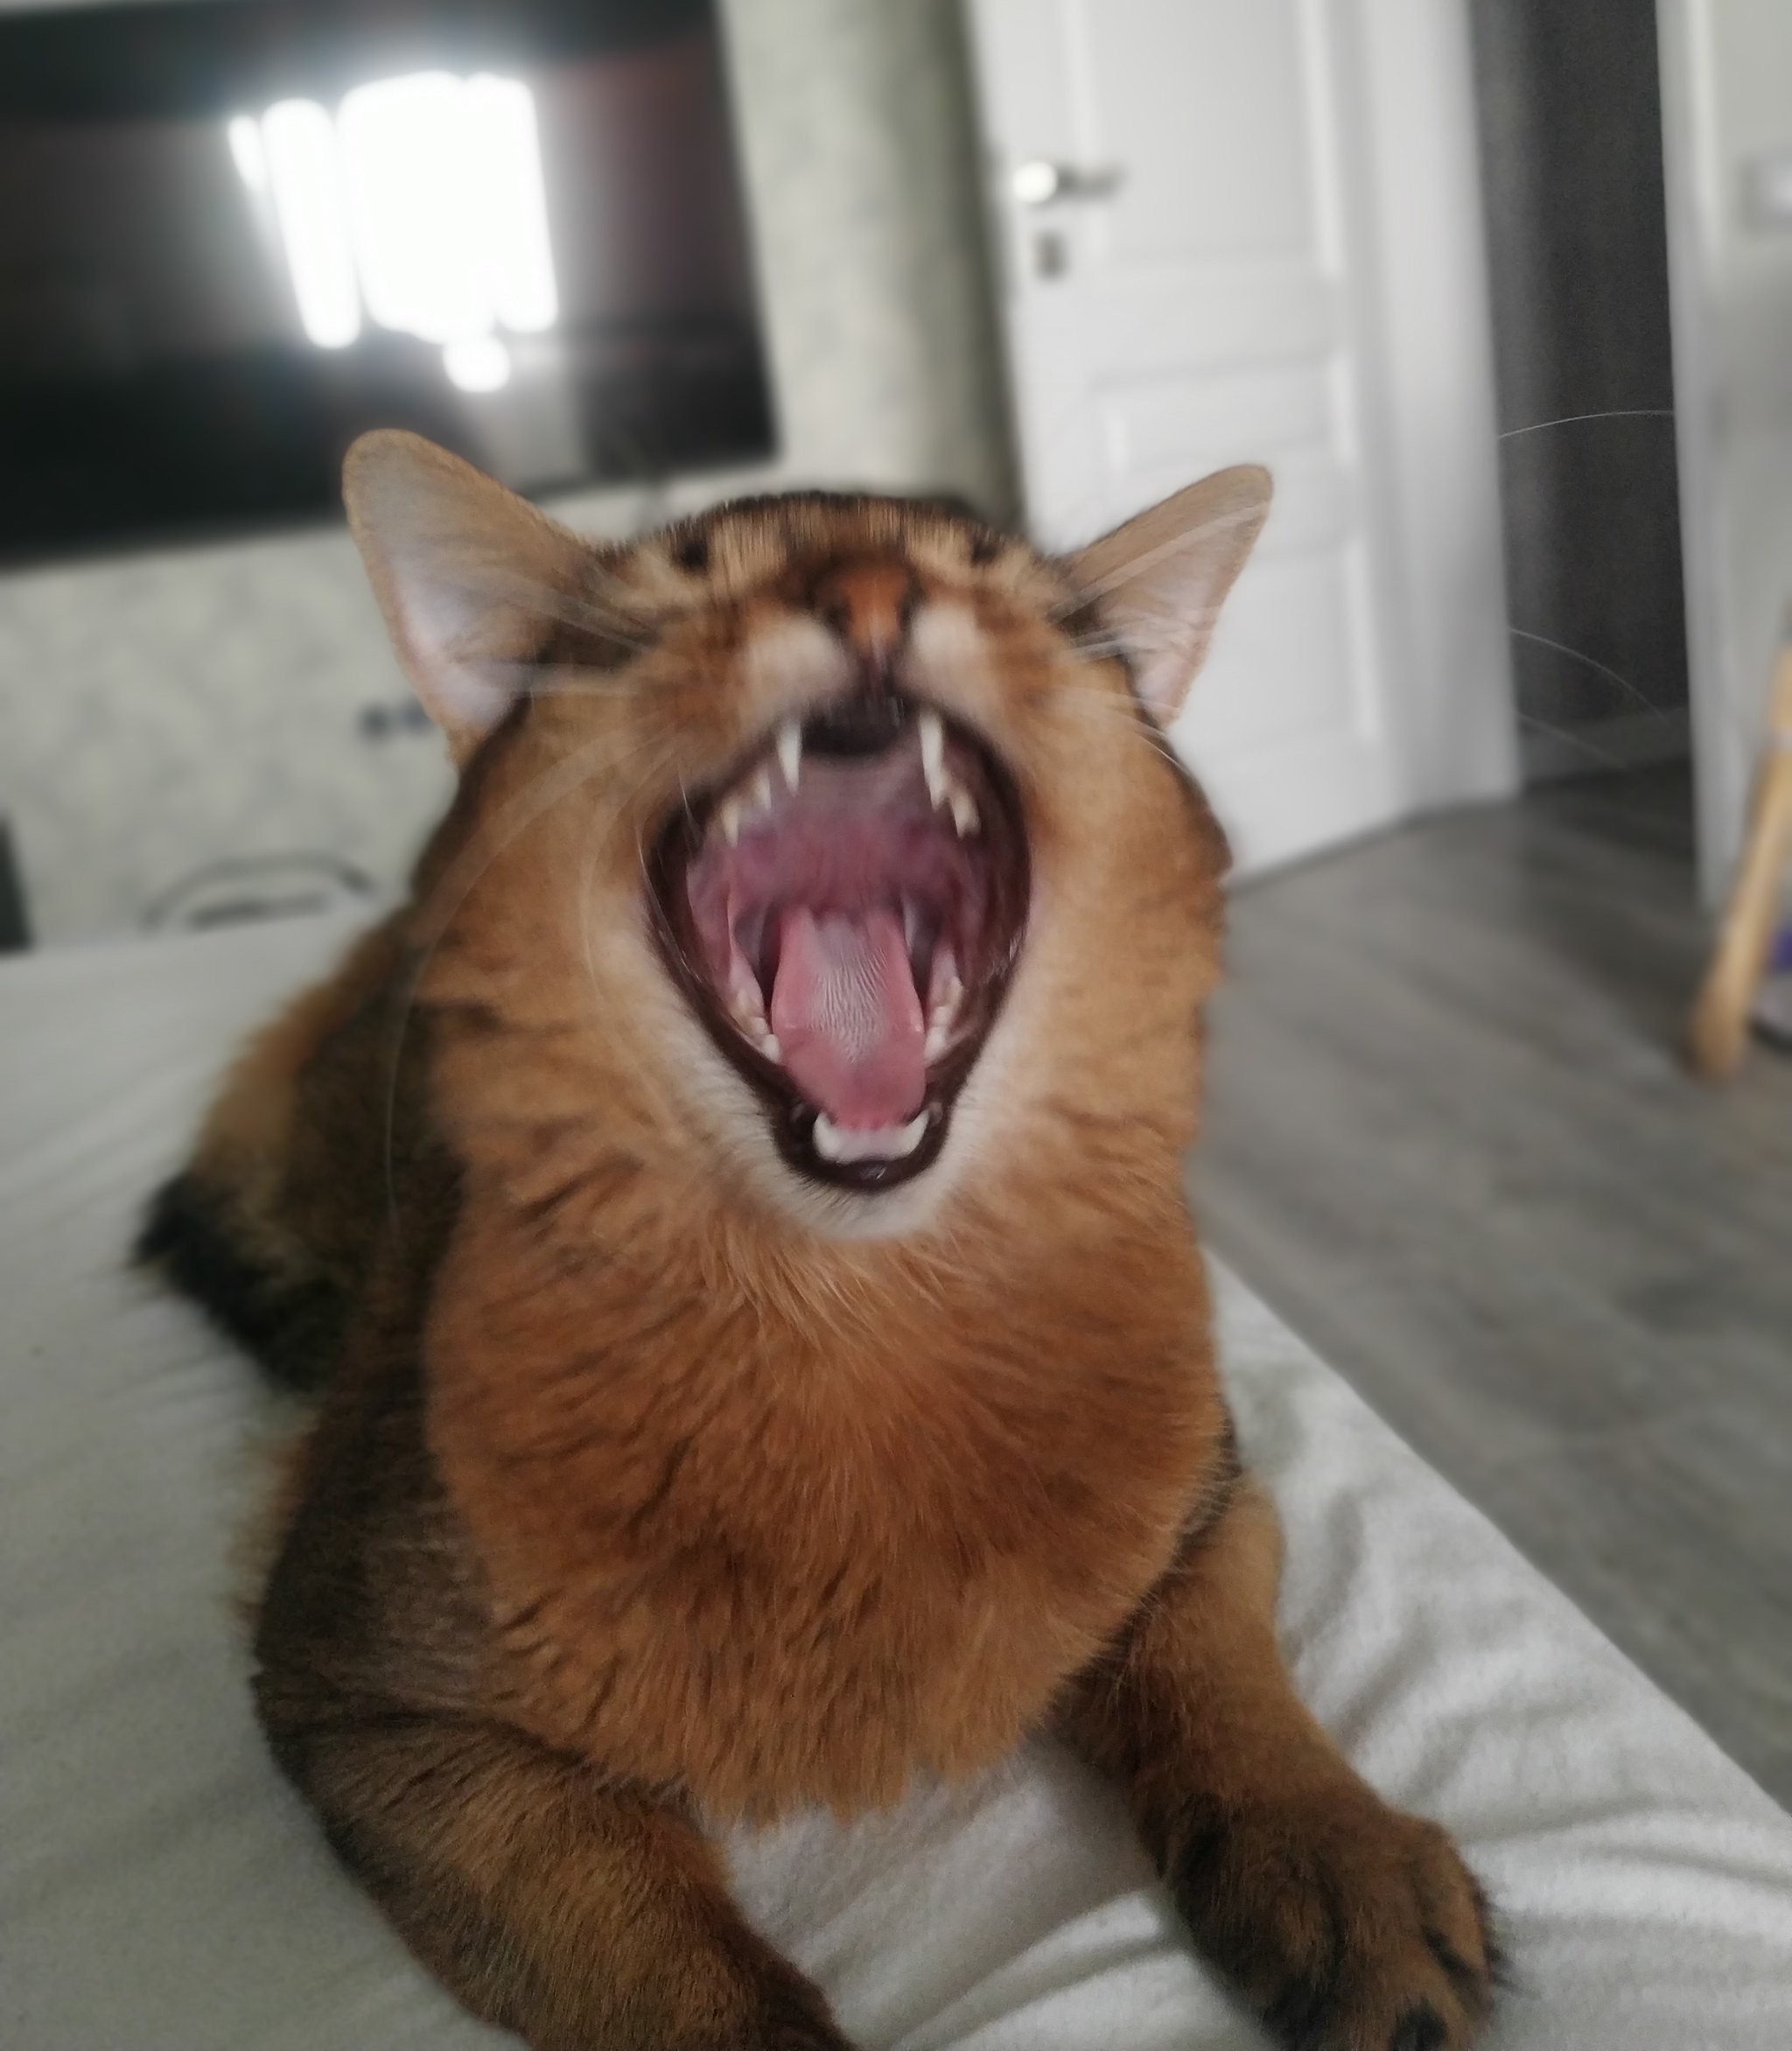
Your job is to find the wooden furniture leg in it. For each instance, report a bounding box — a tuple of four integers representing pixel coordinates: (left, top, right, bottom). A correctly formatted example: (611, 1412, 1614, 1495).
(1686, 641, 1792, 1079)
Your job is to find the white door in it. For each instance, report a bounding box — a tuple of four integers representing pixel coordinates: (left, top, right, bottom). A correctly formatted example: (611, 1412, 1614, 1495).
(967, 0, 1517, 875)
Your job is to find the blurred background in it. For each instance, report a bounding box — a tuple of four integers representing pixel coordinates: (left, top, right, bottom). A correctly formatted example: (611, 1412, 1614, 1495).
(0, 0, 1779, 937)
(0, 2, 1788, 1793)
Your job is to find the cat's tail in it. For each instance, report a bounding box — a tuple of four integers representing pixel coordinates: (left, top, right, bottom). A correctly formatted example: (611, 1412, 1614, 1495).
(136, 1171, 343, 1394)
(133, 916, 411, 1395)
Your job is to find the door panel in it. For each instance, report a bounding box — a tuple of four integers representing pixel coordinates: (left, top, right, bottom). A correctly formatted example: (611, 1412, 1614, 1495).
(1080, 0, 1320, 267)
(1186, 548, 1377, 758)
(970, 0, 1409, 871)
(1097, 364, 1334, 484)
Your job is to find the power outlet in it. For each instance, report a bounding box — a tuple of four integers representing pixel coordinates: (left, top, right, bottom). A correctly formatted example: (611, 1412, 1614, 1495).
(358, 700, 432, 739)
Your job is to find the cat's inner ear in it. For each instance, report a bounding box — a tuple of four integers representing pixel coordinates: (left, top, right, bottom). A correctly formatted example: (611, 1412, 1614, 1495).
(1066, 466, 1272, 729)
(342, 429, 598, 764)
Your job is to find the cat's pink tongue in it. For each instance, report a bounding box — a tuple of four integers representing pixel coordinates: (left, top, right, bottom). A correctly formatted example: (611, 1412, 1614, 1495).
(768, 906, 926, 1130)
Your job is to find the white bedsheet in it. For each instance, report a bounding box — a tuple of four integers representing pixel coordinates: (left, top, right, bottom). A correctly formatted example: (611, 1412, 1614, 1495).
(3, 914, 1790, 2051)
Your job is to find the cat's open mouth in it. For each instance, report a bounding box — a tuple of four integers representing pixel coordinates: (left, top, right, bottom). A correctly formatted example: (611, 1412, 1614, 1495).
(648, 689, 1030, 1190)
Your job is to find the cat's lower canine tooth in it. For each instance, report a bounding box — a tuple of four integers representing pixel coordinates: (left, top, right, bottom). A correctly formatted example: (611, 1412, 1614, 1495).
(920, 708, 946, 808)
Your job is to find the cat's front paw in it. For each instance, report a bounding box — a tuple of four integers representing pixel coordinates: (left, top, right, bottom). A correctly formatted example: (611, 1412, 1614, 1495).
(1167, 1779, 1496, 2050)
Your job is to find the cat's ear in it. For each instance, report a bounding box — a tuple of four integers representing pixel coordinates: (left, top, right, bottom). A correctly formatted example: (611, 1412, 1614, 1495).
(343, 430, 594, 765)
(1066, 466, 1272, 728)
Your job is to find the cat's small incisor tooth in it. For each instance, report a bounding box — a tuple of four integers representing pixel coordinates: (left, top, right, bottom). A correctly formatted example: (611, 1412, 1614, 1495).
(812, 1110, 930, 1164)
(776, 719, 802, 793)
(752, 766, 774, 813)
(919, 710, 946, 808)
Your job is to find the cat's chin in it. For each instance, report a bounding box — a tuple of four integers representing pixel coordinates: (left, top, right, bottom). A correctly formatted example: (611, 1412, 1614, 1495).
(648, 685, 1030, 1194)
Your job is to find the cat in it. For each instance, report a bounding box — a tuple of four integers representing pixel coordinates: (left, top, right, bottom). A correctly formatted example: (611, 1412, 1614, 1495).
(140, 429, 1496, 2051)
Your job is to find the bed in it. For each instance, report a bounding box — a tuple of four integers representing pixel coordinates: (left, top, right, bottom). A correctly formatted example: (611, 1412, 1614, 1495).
(4, 912, 1791, 2050)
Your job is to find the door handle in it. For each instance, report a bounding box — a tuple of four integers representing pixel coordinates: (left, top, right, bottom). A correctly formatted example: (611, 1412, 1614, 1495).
(1011, 159, 1124, 206)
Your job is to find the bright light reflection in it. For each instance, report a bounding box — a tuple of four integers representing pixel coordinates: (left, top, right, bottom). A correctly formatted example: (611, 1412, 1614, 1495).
(443, 335, 513, 392)
(340, 73, 491, 344)
(261, 99, 360, 349)
(232, 72, 558, 364)
(469, 74, 558, 332)
(227, 115, 267, 192)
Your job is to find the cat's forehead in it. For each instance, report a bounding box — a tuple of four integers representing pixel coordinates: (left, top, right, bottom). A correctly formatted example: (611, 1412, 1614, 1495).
(610, 491, 1058, 615)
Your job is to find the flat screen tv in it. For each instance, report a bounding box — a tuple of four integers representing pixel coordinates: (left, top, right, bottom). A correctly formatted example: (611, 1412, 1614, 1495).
(0, 0, 775, 564)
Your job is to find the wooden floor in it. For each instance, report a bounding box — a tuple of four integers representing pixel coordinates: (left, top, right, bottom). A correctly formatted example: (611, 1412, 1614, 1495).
(1190, 765, 1792, 1804)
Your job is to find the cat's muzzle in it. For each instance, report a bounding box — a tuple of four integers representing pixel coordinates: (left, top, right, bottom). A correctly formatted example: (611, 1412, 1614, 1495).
(648, 690, 1030, 1192)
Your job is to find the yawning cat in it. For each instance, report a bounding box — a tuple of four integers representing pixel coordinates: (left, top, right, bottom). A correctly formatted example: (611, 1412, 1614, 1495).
(141, 430, 1495, 2051)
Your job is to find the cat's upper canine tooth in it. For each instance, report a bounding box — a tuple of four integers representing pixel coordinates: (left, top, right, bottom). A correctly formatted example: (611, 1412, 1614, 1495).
(776, 718, 802, 793)
(919, 709, 946, 808)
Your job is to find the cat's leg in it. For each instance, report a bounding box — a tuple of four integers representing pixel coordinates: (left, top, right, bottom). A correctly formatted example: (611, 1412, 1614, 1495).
(260, 1707, 851, 2051)
(1057, 1477, 1495, 2051)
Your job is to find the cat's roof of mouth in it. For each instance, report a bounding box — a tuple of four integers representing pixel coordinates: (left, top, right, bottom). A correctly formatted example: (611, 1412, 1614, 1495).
(650, 691, 1029, 1193)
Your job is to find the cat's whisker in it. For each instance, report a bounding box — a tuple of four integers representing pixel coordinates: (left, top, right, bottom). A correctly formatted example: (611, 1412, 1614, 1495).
(1046, 675, 1160, 742)
(1068, 588, 1225, 647)
(494, 664, 655, 700)
(409, 732, 662, 958)
(1048, 502, 1265, 619)
(578, 788, 637, 1055)
(571, 735, 687, 1034)
(1499, 406, 1674, 439)
(1507, 626, 1660, 714)
(1059, 595, 1225, 668)
(380, 724, 675, 1226)
(467, 569, 656, 654)
(1057, 631, 1134, 662)
(1515, 711, 1635, 772)
(1052, 683, 1151, 726)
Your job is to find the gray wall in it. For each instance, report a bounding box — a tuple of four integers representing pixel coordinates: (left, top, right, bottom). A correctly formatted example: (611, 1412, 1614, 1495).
(0, 0, 1015, 942)
(1468, 0, 1688, 787)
